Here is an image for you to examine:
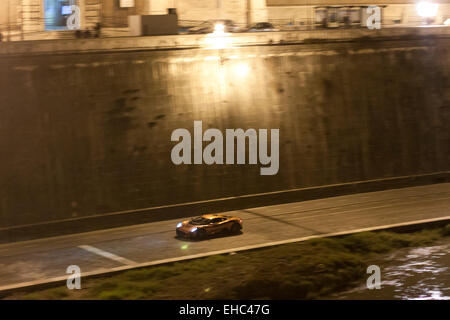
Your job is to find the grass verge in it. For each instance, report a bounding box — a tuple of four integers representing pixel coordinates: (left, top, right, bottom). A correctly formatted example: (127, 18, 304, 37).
(5, 223, 450, 300)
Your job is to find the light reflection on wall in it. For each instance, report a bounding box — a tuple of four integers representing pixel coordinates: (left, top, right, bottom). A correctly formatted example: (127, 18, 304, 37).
(167, 52, 253, 117)
(233, 62, 250, 78)
(203, 33, 233, 49)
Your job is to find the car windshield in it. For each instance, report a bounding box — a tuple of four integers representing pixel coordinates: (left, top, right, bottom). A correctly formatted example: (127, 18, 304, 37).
(190, 217, 212, 225)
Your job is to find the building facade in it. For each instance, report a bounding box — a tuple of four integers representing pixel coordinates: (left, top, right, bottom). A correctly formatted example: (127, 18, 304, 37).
(99, 1, 268, 27)
(0, 0, 102, 36)
(267, 0, 450, 26)
(0, 0, 267, 34)
(0, 0, 449, 39)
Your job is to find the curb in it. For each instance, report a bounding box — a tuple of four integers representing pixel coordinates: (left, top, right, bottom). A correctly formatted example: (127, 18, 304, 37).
(1, 215, 449, 297)
(1, 27, 449, 57)
(1, 171, 449, 243)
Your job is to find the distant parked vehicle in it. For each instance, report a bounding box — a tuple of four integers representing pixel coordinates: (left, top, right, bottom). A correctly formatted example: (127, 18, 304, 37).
(247, 22, 279, 32)
(188, 19, 241, 34)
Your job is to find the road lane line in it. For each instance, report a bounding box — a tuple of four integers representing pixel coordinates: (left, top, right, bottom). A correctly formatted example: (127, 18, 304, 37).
(1, 190, 449, 258)
(1, 215, 449, 294)
(78, 245, 136, 265)
(1, 188, 449, 260)
(3, 174, 448, 234)
(247, 195, 450, 222)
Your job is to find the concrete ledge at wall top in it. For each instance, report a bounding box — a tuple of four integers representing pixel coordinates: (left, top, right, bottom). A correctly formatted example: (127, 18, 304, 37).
(0, 27, 449, 56)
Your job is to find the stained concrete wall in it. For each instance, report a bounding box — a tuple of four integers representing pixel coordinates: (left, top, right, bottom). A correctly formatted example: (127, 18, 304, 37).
(0, 38, 449, 228)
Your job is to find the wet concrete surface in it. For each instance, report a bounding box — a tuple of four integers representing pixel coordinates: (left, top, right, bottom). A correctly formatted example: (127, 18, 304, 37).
(328, 240, 450, 300)
(0, 183, 449, 291)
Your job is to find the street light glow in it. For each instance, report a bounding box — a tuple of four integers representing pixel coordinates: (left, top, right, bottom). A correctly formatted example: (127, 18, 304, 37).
(234, 63, 250, 78)
(213, 23, 225, 35)
(416, 1, 439, 18)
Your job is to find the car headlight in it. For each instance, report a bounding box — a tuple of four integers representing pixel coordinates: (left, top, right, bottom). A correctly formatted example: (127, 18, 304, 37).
(191, 227, 198, 232)
(176, 222, 183, 228)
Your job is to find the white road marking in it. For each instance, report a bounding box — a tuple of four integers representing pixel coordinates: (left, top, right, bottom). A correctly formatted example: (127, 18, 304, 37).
(1, 215, 448, 293)
(255, 196, 450, 222)
(78, 245, 136, 265)
(1, 172, 447, 233)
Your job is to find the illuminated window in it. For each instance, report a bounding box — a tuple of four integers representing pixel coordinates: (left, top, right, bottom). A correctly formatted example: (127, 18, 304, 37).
(44, 0, 79, 30)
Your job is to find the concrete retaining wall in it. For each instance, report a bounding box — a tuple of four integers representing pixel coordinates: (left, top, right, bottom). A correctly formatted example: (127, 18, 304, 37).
(0, 36, 449, 233)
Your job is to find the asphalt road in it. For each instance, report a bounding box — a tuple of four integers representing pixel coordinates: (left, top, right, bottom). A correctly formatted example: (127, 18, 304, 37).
(0, 183, 449, 291)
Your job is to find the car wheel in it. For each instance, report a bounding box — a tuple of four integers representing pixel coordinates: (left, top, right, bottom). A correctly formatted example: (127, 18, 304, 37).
(231, 223, 241, 235)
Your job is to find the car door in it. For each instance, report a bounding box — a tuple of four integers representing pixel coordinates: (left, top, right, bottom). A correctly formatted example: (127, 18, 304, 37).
(209, 218, 226, 234)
